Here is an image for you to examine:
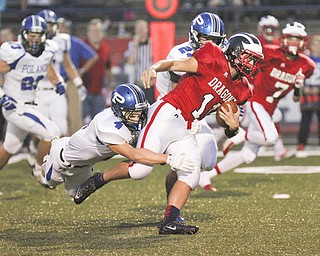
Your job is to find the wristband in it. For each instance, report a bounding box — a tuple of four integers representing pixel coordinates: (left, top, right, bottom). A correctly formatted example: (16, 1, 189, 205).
(0, 87, 4, 98)
(293, 87, 301, 97)
(225, 126, 239, 138)
(73, 76, 83, 88)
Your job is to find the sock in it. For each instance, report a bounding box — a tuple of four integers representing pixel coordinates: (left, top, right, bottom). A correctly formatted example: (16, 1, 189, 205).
(94, 173, 107, 188)
(162, 205, 180, 224)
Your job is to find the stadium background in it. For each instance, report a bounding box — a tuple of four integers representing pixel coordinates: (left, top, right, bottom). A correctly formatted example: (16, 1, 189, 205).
(1, 0, 320, 144)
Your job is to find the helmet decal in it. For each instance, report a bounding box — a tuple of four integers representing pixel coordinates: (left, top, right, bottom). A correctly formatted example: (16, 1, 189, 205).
(225, 32, 264, 79)
(111, 83, 149, 131)
(189, 12, 226, 50)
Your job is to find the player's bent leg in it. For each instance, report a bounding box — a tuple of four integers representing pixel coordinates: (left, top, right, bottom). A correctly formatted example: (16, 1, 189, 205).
(74, 161, 131, 204)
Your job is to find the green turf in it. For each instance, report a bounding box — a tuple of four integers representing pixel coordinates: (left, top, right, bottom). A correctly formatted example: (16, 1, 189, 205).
(0, 156, 319, 255)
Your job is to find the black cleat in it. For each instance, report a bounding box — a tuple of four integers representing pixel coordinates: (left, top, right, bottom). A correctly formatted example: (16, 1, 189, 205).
(159, 221, 199, 235)
(73, 173, 102, 204)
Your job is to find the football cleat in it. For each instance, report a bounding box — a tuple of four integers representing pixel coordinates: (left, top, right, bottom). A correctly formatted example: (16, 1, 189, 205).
(159, 221, 199, 235)
(274, 148, 295, 162)
(73, 172, 102, 204)
(203, 184, 217, 192)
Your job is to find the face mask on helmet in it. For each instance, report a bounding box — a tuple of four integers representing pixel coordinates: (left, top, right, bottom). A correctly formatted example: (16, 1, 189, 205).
(37, 9, 58, 39)
(225, 32, 264, 79)
(281, 22, 307, 56)
(189, 12, 226, 50)
(258, 15, 280, 42)
(111, 83, 149, 132)
(20, 15, 47, 57)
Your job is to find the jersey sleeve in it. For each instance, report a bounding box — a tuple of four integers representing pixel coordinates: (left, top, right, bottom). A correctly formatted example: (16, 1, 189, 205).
(45, 39, 59, 53)
(96, 119, 131, 145)
(0, 42, 25, 64)
(193, 42, 221, 75)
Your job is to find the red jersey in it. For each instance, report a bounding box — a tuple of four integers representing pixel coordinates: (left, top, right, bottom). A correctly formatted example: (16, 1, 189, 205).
(162, 42, 252, 121)
(82, 38, 111, 94)
(257, 35, 280, 46)
(249, 44, 315, 115)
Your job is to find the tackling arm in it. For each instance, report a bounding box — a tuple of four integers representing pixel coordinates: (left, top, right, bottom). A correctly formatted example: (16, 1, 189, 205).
(141, 57, 198, 89)
(109, 143, 167, 165)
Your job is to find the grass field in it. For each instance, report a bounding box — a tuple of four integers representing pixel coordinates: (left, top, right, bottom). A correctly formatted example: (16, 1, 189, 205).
(0, 155, 319, 256)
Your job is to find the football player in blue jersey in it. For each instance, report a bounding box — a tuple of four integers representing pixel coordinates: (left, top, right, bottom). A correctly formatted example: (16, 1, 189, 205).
(43, 83, 195, 198)
(0, 15, 65, 186)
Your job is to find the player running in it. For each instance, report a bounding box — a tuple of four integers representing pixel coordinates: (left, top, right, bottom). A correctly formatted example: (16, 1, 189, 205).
(199, 22, 316, 188)
(0, 15, 63, 185)
(74, 32, 264, 235)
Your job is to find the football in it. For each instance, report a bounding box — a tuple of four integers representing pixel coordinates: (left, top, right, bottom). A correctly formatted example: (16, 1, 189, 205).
(216, 102, 239, 128)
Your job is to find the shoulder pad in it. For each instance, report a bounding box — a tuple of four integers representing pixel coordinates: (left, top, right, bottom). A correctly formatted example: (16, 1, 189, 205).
(168, 41, 194, 59)
(53, 33, 71, 52)
(45, 39, 59, 52)
(0, 42, 25, 64)
(96, 115, 132, 145)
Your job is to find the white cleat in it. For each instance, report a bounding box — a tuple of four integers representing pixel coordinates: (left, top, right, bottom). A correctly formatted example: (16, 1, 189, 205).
(32, 168, 52, 189)
(274, 148, 295, 162)
(198, 171, 217, 191)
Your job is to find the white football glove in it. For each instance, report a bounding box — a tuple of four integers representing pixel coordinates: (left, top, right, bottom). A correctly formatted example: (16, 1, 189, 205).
(166, 152, 196, 172)
(77, 85, 87, 101)
(185, 120, 201, 135)
(294, 68, 305, 89)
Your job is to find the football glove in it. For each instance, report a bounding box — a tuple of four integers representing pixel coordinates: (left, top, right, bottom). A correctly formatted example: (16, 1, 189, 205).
(55, 82, 66, 95)
(294, 68, 305, 89)
(0, 95, 17, 111)
(77, 85, 87, 101)
(166, 152, 196, 172)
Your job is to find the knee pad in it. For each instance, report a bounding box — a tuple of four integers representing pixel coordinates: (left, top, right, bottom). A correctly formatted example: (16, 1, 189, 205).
(265, 131, 279, 145)
(128, 162, 153, 180)
(176, 166, 201, 190)
(3, 136, 24, 155)
(196, 133, 217, 171)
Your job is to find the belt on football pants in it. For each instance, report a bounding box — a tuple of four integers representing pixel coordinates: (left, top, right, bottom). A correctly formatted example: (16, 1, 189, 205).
(59, 148, 89, 169)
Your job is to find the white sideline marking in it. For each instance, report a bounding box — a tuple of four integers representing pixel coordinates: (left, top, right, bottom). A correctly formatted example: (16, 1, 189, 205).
(273, 193, 290, 199)
(234, 166, 320, 174)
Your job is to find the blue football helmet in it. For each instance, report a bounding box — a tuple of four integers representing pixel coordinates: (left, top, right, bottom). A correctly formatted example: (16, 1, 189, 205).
(225, 32, 264, 79)
(111, 83, 149, 131)
(20, 15, 47, 57)
(189, 12, 226, 50)
(37, 9, 58, 39)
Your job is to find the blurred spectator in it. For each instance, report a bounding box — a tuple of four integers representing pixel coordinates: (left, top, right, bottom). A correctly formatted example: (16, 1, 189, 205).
(117, 22, 131, 38)
(124, 19, 155, 104)
(57, 18, 98, 133)
(82, 18, 115, 124)
(0, 27, 14, 44)
(297, 35, 320, 154)
(257, 15, 280, 45)
(183, 0, 207, 8)
(21, 0, 57, 10)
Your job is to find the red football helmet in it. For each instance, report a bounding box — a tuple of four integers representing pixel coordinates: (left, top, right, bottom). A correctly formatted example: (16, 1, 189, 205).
(258, 15, 280, 43)
(281, 22, 307, 56)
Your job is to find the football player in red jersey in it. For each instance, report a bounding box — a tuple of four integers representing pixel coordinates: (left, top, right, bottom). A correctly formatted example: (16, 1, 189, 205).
(257, 15, 280, 46)
(200, 22, 316, 189)
(74, 33, 264, 235)
(221, 15, 291, 164)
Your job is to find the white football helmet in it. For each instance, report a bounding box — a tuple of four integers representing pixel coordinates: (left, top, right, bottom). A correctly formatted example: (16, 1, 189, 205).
(281, 22, 307, 56)
(258, 15, 280, 42)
